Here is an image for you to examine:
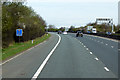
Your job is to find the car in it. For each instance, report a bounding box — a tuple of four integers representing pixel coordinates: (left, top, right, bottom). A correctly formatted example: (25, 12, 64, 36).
(87, 31, 91, 33)
(76, 31, 83, 37)
(106, 32, 111, 35)
(58, 30, 62, 34)
(63, 31, 67, 35)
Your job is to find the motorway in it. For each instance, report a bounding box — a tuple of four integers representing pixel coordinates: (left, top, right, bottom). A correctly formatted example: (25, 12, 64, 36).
(2, 33, 118, 79)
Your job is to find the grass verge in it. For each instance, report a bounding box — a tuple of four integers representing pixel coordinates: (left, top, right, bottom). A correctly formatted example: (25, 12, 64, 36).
(2, 33, 51, 61)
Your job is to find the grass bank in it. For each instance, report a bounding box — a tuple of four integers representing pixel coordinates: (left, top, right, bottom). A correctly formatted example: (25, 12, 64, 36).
(2, 33, 51, 61)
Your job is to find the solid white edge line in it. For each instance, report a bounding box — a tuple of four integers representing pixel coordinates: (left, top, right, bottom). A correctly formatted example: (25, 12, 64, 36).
(104, 67, 110, 72)
(31, 34, 61, 80)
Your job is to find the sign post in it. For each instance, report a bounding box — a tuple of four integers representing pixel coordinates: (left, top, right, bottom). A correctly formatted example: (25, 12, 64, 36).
(16, 29, 23, 43)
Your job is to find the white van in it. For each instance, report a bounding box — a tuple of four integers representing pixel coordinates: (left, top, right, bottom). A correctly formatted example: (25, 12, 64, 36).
(92, 28, 97, 33)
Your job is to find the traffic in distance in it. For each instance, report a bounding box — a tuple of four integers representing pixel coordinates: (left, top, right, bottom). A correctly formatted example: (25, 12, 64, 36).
(1, 1, 120, 80)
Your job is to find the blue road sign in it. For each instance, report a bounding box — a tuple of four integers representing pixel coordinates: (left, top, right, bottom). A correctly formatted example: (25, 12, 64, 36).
(16, 29, 23, 36)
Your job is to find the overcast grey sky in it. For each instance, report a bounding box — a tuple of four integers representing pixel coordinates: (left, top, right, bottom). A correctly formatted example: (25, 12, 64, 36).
(27, 0, 119, 28)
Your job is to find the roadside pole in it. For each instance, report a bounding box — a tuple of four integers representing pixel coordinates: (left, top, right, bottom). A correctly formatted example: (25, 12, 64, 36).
(111, 19, 114, 33)
(19, 36, 20, 43)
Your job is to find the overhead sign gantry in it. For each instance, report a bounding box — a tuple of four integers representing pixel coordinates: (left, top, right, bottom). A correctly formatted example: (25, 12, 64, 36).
(96, 18, 114, 33)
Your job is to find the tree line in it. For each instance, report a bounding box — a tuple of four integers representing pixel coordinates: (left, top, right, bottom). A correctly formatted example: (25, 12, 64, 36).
(2, 2, 46, 48)
(47, 25, 65, 32)
(68, 23, 120, 33)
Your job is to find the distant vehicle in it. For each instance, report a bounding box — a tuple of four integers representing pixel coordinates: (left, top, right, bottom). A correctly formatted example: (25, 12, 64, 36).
(92, 28, 97, 33)
(106, 32, 111, 35)
(76, 31, 83, 37)
(87, 31, 91, 33)
(87, 26, 93, 31)
(63, 31, 67, 35)
(58, 30, 62, 34)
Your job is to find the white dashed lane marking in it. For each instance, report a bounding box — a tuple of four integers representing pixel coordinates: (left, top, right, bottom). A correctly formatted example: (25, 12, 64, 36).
(86, 48, 89, 50)
(104, 67, 110, 72)
(90, 52, 93, 55)
(106, 44, 108, 46)
(94, 57, 99, 61)
(118, 49, 120, 51)
(77, 36, 115, 73)
(82, 35, 116, 74)
(111, 46, 114, 48)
